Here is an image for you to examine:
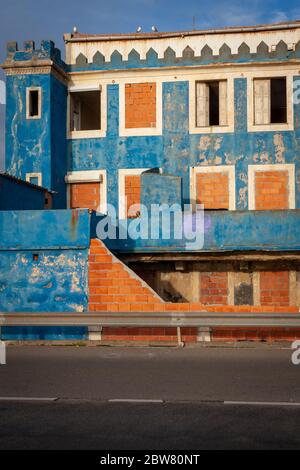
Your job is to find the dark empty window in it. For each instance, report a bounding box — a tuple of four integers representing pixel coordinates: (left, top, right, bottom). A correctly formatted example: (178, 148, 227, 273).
(208, 82, 220, 126)
(196, 81, 227, 127)
(28, 89, 40, 118)
(70, 90, 101, 131)
(271, 78, 287, 124)
(254, 77, 287, 125)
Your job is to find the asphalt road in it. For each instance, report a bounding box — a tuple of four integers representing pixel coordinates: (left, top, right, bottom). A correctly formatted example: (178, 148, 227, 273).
(1, 345, 300, 449)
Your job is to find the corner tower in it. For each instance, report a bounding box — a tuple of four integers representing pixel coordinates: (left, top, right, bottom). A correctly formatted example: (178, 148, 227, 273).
(1, 40, 68, 207)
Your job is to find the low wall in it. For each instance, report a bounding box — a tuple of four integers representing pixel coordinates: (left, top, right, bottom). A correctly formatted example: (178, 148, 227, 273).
(0, 209, 90, 340)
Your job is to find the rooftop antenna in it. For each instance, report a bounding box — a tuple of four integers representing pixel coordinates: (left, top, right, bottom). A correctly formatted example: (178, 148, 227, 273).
(151, 25, 158, 32)
(192, 16, 196, 30)
(73, 26, 78, 34)
(136, 26, 142, 33)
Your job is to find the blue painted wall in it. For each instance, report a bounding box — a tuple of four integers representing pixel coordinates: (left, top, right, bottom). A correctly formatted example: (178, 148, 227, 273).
(93, 209, 300, 253)
(0, 175, 46, 210)
(5, 41, 67, 207)
(3, 41, 300, 251)
(70, 78, 300, 214)
(0, 209, 90, 340)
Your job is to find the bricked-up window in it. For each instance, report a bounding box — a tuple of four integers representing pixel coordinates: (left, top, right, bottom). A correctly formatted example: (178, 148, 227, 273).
(254, 78, 287, 125)
(70, 91, 101, 131)
(26, 88, 41, 119)
(125, 175, 141, 218)
(260, 271, 290, 306)
(70, 182, 100, 211)
(196, 172, 229, 209)
(200, 272, 228, 305)
(125, 83, 156, 128)
(255, 170, 289, 210)
(196, 81, 227, 127)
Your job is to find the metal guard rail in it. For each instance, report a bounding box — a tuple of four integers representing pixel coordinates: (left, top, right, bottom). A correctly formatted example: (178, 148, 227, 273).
(1, 312, 300, 328)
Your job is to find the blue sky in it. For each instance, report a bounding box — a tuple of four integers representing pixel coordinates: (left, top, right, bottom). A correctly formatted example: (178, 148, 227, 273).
(0, 0, 299, 170)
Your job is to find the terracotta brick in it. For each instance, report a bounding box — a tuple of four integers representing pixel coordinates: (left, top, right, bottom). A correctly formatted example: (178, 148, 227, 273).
(260, 271, 290, 306)
(70, 182, 100, 211)
(200, 272, 228, 305)
(125, 82, 156, 129)
(196, 173, 229, 209)
(125, 175, 141, 218)
(255, 171, 289, 210)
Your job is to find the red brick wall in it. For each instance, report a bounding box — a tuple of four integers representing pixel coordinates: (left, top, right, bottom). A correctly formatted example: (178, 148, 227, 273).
(260, 271, 290, 306)
(200, 272, 228, 305)
(89, 239, 164, 312)
(88, 240, 298, 343)
(255, 170, 289, 210)
(70, 182, 100, 211)
(125, 175, 141, 218)
(125, 83, 156, 128)
(196, 173, 229, 209)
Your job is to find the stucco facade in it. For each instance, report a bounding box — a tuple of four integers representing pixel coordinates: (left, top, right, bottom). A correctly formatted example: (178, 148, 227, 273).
(1, 21, 300, 340)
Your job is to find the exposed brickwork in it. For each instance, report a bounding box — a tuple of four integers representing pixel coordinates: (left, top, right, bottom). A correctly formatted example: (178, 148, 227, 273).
(196, 173, 229, 209)
(212, 328, 300, 342)
(102, 327, 198, 343)
(88, 240, 298, 342)
(125, 82, 156, 128)
(255, 170, 289, 210)
(70, 182, 100, 211)
(125, 175, 141, 218)
(89, 239, 164, 312)
(260, 271, 290, 306)
(200, 272, 228, 305)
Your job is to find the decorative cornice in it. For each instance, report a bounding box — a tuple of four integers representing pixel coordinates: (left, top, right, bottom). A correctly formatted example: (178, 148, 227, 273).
(2, 62, 68, 84)
(70, 40, 300, 72)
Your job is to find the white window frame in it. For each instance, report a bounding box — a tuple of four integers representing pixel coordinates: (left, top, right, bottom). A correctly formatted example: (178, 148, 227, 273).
(190, 165, 236, 210)
(248, 74, 294, 132)
(189, 77, 234, 134)
(119, 81, 162, 137)
(118, 168, 151, 219)
(26, 87, 42, 120)
(65, 170, 107, 214)
(26, 172, 42, 186)
(67, 85, 107, 139)
(248, 163, 295, 210)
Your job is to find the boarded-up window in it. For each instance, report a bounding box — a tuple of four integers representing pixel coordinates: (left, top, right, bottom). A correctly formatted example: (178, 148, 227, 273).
(125, 83, 156, 128)
(70, 182, 100, 211)
(125, 175, 141, 218)
(200, 272, 228, 305)
(196, 172, 229, 209)
(254, 78, 287, 125)
(196, 81, 227, 127)
(260, 271, 290, 306)
(255, 170, 288, 210)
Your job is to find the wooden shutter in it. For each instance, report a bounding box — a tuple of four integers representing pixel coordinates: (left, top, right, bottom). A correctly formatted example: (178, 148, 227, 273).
(219, 81, 228, 126)
(196, 82, 209, 127)
(254, 79, 270, 125)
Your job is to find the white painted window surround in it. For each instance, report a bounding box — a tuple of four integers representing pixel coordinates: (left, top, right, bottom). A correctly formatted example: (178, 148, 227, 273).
(248, 163, 295, 210)
(196, 81, 228, 128)
(119, 81, 162, 137)
(65, 170, 107, 214)
(190, 165, 236, 210)
(190, 77, 234, 134)
(26, 172, 42, 186)
(118, 168, 150, 219)
(67, 85, 107, 139)
(248, 73, 294, 132)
